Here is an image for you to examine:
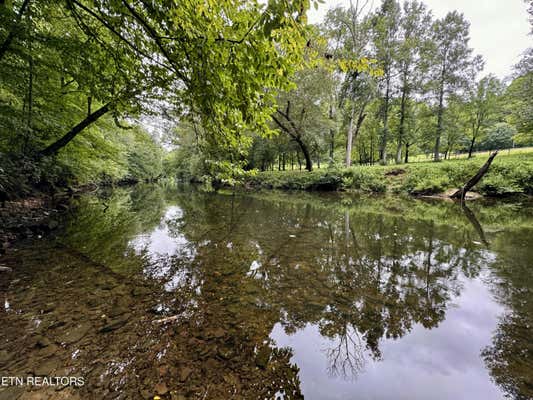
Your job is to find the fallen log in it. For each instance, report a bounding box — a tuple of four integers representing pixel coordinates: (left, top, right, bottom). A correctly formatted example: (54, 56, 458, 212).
(451, 151, 498, 201)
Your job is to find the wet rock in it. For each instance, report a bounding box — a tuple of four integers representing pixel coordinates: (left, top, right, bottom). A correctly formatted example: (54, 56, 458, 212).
(0, 349, 13, 363)
(38, 344, 59, 358)
(34, 358, 61, 376)
(0, 265, 12, 273)
(155, 382, 168, 395)
(40, 304, 55, 314)
(35, 336, 51, 348)
(98, 282, 114, 291)
(108, 304, 129, 318)
(99, 315, 129, 333)
(217, 347, 233, 360)
(0, 387, 25, 400)
(18, 391, 48, 400)
(178, 366, 193, 382)
(204, 358, 218, 371)
(213, 327, 225, 338)
(131, 286, 150, 297)
(56, 322, 91, 344)
(223, 373, 241, 388)
(158, 365, 169, 377)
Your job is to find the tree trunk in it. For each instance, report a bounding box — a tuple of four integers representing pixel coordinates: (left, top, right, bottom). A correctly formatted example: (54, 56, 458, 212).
(39, 103, 110, 157)
(468, 136, 476, 158)
(354, 109, 366, 146)
(345, 105, 355, 167)
(451, 151, 498, 200)
(296, 139, 312, 171)
(329, 103, 335, 161)
(434, 68, 446, 161)
(396, 83, 408, 164)
(379, 74, 391, 164)
(404, 142, 410, 164)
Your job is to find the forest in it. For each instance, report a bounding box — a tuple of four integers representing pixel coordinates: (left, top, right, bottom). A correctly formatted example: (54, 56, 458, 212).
(0, 0, 531, 197)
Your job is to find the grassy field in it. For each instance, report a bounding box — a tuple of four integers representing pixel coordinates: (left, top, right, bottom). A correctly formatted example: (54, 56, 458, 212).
(245, 150, 533, 196)
(408, 146, 533, 163)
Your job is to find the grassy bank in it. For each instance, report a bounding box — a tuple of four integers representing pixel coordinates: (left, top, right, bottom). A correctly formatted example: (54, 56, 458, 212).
(244, 152, 533, 196)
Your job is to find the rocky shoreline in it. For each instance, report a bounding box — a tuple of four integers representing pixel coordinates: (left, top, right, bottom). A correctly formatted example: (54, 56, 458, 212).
(0, 195, 67, 256)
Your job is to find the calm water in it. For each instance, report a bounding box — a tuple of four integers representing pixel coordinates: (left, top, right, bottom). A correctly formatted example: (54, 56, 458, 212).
(0, 185, 532, 400)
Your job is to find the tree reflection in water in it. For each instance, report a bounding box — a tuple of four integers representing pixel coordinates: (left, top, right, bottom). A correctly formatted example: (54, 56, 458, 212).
(0, 185, 531, 399)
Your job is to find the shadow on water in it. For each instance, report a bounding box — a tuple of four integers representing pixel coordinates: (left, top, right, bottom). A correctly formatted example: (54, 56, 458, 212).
(0, 184, 532, 399)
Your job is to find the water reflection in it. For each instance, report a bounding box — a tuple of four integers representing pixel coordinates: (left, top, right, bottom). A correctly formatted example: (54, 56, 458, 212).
(0, 185, 531, 399)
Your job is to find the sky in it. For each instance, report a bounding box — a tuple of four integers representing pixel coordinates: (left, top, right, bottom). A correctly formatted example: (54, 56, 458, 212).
(308, 0, 531, 80)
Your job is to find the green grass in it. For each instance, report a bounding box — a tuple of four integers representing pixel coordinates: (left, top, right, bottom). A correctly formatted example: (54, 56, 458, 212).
(408, 146, 533, 162)
(244, 151, 533, 196)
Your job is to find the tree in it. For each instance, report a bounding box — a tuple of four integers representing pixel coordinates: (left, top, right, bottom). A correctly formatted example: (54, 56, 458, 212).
(464, 75, 503, 158)
(271, 66, 333, 172)
(324, 1, 375, 167)
(480, 123, 516, 151)
(371, 0, 401, 164)
(393, 0, 431, 163)
(424, 11, 481, 161)
(1, 0, 316, 169)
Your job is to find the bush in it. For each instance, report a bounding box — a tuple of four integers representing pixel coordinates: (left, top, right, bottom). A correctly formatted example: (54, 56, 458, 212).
(478, 175, 522, 196)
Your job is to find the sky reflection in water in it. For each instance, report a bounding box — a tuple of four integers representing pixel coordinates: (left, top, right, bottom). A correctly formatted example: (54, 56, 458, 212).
(1, 185, 531, 399)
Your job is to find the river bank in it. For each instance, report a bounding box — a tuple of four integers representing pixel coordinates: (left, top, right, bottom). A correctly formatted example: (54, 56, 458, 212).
(242, 152, 533, 196)
(0, 194, 70, 255)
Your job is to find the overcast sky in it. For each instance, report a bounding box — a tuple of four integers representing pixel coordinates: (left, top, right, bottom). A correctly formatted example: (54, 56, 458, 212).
(308, 0, 531, 80)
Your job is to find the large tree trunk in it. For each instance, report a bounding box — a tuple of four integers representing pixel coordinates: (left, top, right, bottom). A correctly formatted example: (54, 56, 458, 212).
(39, 103, 110, 157)
(396, 83, 408, 164)
(434, 67, 446, 161)
(354, 109, 366, 145)
(434, 91, 444, 161)
(296, 138, 313, 171)
(345, 105, 355, 167)
(345, 105, 366, 168)
(404, 142, 410, 164)
(379, 74, 391, 165)
(451, 151, 498, 200)
(0, 0, 31, 62)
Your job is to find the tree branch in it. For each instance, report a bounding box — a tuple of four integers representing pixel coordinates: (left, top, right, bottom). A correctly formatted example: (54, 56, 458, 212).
(39, 103, 111, 157)
(0, 0, 31, 61)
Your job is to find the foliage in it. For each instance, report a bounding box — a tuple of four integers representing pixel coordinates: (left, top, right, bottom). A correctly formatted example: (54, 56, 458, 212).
(1, 0, 319, 194)
(479, 123, 516, 151)
(242, 152, 533, 196)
